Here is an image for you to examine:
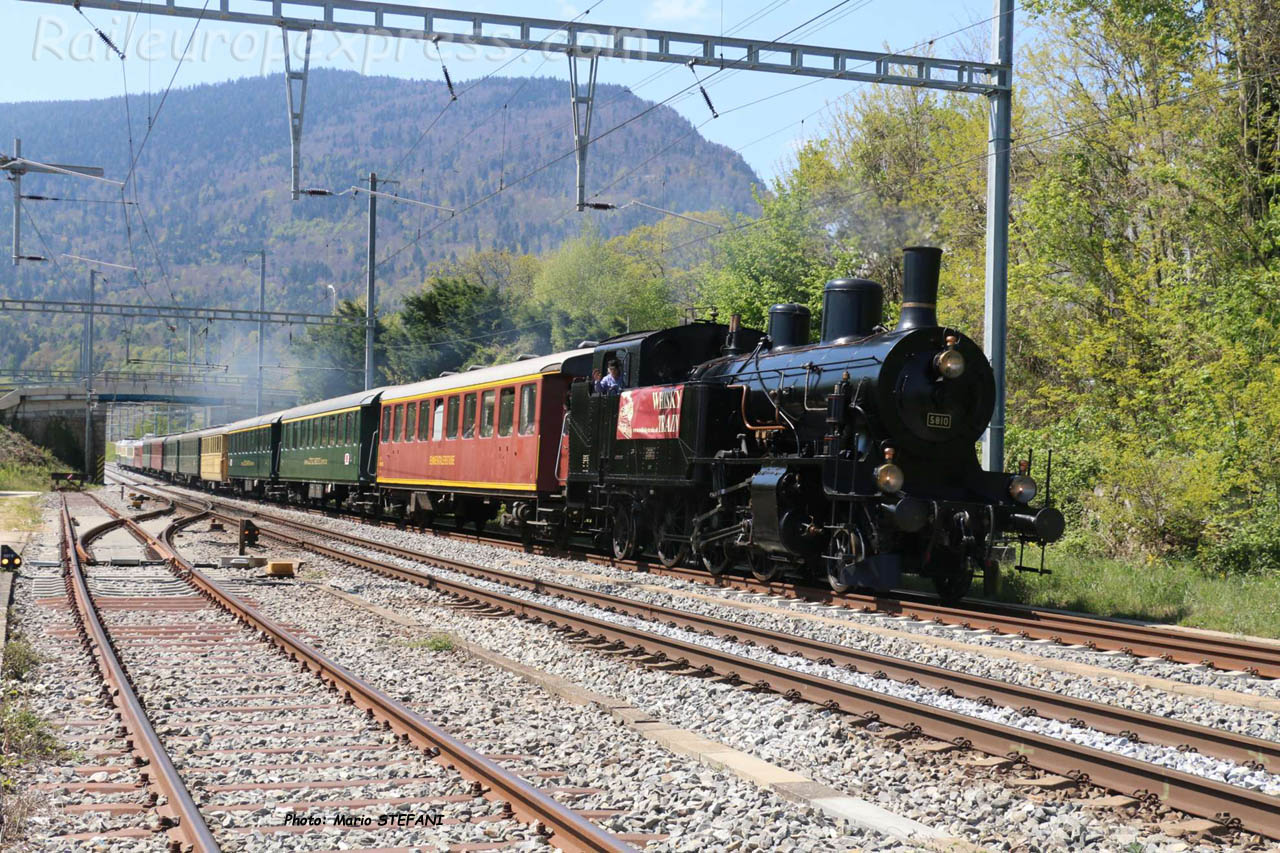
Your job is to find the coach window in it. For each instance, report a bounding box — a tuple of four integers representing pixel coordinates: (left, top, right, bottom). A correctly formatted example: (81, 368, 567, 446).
(434, 400, 446, 441)
(519, 384, 537, 435)
(382, 407, 392, 443)
(406, 402, 417, 441)
(345, 412, 353, 444)
(394, 404, 405, 442)
(328, 416, 336, 445)
(498, 388, 515, 437)
(321, 418, 329, 447)
(446, 397, 460, 439)
(480, 390, 496, 438)
(461, 393, 476, 439)
(417, 401, 429, 440)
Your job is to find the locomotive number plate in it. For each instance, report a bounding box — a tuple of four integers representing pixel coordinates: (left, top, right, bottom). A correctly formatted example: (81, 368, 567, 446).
(927, 413, 952, 429)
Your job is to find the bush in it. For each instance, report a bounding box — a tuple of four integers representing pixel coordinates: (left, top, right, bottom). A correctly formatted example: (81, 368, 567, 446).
(1200, 515, 1280, 576)
(0, 692, 60, 764)
(1, 638, 39, 682)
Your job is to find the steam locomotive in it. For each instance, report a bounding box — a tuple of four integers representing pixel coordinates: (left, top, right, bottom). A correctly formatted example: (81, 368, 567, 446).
(120, 246, 1062, 601)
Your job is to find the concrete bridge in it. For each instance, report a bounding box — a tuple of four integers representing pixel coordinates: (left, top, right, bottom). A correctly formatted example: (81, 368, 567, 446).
(0, 373, 300, 477)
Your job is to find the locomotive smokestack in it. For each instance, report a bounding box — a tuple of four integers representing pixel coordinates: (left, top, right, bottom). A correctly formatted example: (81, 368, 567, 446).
(897, 246, 942, 330)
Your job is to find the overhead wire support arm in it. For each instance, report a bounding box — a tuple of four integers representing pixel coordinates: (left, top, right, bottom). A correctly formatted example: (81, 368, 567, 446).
(349, 186, 454, 213)
(3, 137, 115, 265)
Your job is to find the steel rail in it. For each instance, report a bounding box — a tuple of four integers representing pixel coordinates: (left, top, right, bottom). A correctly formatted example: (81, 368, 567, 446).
(59, 497, 221, 853)
(91, 493, 635, 853)
(79, 499, 175, 558)
(129, 486, 1280, 841)
(115, 468, 1280, 678)
(111, 478, 1280, 770)
(220, 506, 1280, 773)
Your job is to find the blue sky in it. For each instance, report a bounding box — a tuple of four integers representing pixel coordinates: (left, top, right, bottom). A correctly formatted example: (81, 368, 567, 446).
(2, 0, 1030, 181)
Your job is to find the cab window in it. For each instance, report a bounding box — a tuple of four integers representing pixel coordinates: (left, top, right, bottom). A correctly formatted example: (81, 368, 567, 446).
(381, 408, 392, 443)
(462, 393, 477, 439)
(498, 387, 515, 437)
(518, 384, 537, 435)
(480, 390, 495, 438)
(446, 397, 459, 439)
(434, 400, 446, 441)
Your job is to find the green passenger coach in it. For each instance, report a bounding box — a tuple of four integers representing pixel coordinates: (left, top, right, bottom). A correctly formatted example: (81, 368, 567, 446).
(226, 413, 281, 494)
(275, 389, 382, 506)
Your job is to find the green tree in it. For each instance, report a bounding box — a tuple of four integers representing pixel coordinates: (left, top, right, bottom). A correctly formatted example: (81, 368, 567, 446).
(291, 299, 387, 402)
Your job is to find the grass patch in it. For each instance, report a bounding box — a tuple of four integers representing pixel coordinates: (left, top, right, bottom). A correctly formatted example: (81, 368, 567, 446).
(403, 634, 455, 652)
(0, 495, 42, 534)
(0, 692, 61, 764)
(1, 638, 39, 682)
(0, 689, 63, 844)
(996, 552, 1280, 639)
(0, 425, 59, 492)
(0, 462, 53, 493)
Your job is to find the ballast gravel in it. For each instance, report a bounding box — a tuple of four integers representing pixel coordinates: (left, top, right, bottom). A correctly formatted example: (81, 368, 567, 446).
(121, 498, 1263, 853)
(3, 496, 171, 852)
(164, 483, 1280, 711)
(160, 521, 871, 852)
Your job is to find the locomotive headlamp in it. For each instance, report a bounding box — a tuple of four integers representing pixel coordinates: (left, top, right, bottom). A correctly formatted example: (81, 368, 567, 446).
(1008, 475, 1038, 504)
(934, 346, 965, 379)
(875, 463, 905, 493)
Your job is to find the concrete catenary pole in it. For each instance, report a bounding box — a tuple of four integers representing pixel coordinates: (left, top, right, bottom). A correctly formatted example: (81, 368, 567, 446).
(11, 139, 19, 265)
(364, 172, 377, 391)
(255, 250, 266, 415)
(83, 269, 95, 481)
(982, 0, 1014, 473)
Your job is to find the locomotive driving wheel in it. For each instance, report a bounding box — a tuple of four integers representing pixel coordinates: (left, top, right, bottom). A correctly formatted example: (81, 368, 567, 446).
(825, 527, 863, 594)
(611, 502, 638, 561)
(932, 562, 974, 604)
(655, 501, 690, 568)
(747, 549, 780, 583)
(698, 540, 732, 575)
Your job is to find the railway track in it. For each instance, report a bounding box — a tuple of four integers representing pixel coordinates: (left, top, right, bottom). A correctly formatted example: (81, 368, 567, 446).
(58, 490, 638, 851)
(121, 477, 1280, 842)
(113, 469, 1280, 679)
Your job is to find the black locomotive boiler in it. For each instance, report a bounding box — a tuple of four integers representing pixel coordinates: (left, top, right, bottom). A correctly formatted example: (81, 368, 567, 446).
(563, 246, 1063, 601)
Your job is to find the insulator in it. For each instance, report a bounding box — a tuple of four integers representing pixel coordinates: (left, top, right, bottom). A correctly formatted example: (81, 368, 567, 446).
(699, 85, 719, 119)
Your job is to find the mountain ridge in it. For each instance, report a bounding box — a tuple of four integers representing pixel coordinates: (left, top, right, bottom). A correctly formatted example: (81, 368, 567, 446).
(0, 69, 761, 372)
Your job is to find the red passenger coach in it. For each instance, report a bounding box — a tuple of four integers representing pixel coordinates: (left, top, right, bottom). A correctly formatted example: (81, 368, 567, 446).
(376, 349, 593, 523)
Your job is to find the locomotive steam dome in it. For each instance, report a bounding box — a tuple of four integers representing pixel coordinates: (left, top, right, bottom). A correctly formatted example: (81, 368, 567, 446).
(767, 303, 811, 350)
(820, 278, 882, 343)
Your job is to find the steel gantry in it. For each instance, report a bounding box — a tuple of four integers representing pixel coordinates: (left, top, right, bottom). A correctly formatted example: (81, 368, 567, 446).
(16, 0, 1018, 469)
